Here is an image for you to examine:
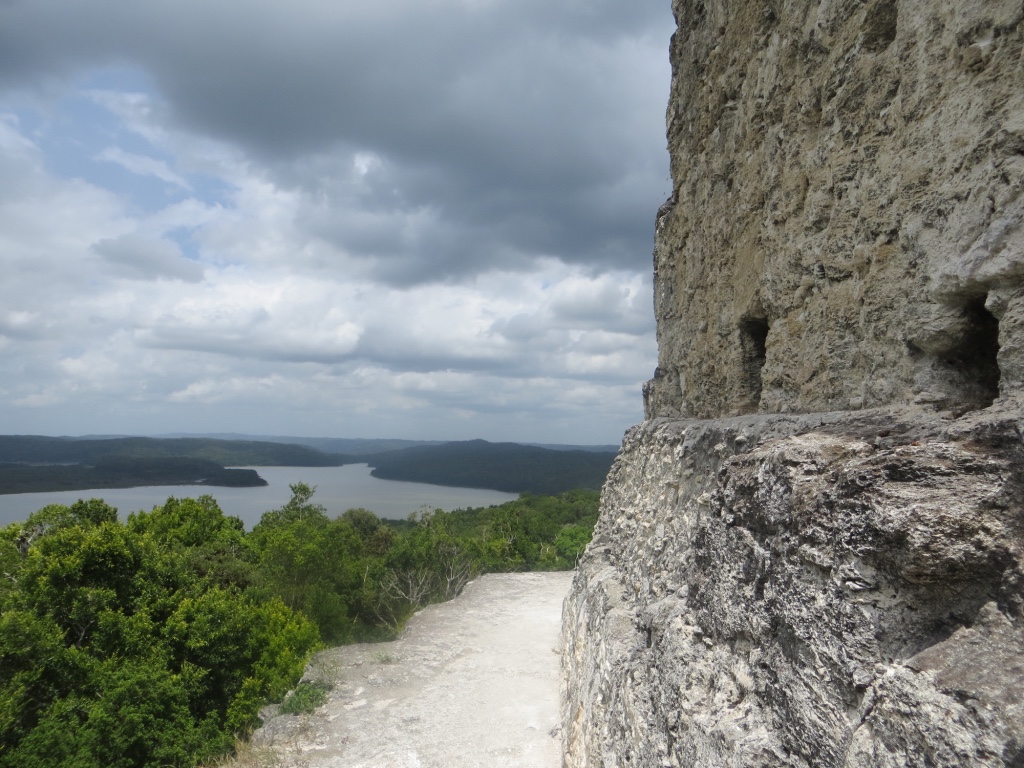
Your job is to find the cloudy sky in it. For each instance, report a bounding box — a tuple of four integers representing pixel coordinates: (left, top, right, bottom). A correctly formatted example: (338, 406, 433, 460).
(0, 0, 674, 445)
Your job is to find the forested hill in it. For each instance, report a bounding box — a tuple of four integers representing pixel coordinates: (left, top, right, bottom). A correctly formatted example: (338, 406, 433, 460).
(362, 439, 617, 495)
(0, 436, 350, 494)
(159, 434, 618, 455)
(0, 435, 618, 496)
(0, 435, 351, 467)
(159, 434, 446, 455)
(0, 457, 267, 494)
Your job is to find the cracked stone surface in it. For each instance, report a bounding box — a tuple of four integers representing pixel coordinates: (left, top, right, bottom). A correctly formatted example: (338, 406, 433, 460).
(254, 571, 571, 767)
(562, 406, 1024, 767)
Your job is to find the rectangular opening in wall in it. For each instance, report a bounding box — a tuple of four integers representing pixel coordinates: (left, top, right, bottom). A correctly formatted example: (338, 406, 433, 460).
(738, 317, 769, 412)
(944, 296, 1000, 411)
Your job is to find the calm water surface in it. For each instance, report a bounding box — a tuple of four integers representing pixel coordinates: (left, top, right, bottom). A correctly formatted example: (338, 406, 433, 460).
(0, 464, 519, 529)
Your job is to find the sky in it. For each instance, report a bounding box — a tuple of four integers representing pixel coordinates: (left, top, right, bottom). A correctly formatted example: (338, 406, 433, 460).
(0, 0, 675, 446)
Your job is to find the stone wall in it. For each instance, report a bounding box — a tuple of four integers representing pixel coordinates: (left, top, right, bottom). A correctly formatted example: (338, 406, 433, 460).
(562, 407, 1024, 767)
(644, 0, 1024, 419)
(562, 1, 1024, 765)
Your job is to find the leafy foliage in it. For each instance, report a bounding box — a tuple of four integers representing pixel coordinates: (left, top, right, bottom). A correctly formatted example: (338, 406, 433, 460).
(246, 485, 599, 640)
(277, 681, 331, 715)
(0, 498, 319, 768)
(1, 483, 600, 767)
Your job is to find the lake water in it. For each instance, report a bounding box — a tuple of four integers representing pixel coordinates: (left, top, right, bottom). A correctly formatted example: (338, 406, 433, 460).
(0, 464, 519, 529)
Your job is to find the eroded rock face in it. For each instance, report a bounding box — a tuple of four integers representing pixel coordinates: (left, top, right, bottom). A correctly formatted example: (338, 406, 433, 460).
(645, 0, 1024, 419)
(563, 2, 1024, 764)
(562, 408, 1024, 767)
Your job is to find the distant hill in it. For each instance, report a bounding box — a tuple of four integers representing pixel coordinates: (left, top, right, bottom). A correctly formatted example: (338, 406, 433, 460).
(0, 435, 350, 467)
(0, 434, 619, 496)
(361, 440, 617, 495)
(157, 433, 445, 456)
(0, 457, 266, 494)
(0, 435, 349, 495)
(157, 433, 620, 455)
(523, 442, 620, 453)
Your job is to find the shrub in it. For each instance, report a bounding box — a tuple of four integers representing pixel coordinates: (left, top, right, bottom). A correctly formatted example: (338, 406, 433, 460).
(278, 680, 331, 716)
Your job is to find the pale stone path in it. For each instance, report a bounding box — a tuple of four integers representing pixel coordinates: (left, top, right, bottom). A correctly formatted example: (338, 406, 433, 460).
(253, 572, 573, 768)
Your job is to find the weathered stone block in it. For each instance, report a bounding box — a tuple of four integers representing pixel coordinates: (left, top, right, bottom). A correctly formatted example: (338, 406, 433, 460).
(563, 409, 1024, 767)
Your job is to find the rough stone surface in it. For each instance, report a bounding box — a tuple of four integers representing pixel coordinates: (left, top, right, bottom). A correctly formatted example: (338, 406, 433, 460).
(562, 406, 1024, 767)
(563, 0, 1024, 765)
(644, 0, 1024, 420)
(253, 572, 570, 768)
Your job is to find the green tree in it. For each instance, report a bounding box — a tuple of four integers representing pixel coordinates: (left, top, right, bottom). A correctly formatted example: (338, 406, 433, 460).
(0, 497, 320, 768)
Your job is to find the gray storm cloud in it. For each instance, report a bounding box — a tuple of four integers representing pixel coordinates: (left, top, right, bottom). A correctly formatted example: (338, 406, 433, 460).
(93, 235, 204, 282)
(0, 0, 670, 280)
(0, 0, 672, 442)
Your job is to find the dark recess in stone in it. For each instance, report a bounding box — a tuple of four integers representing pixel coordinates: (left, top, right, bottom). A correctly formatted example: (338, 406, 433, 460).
(739, 317, 770, 412)
(946, 296, 1001, 411)
(862, 0, 898, 53)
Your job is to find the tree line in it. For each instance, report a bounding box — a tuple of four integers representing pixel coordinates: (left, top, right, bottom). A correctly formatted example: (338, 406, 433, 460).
(0, 435, 350, 469)
(363, 439, 616, 494)
(0, 485, 598, 768)
(0, 435, 618, 496)
(0, 457, 267, 494)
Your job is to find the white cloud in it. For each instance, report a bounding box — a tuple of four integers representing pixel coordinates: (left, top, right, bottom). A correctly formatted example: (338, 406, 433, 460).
(168, 375, 291, 404)
(96, 146, 191, 189)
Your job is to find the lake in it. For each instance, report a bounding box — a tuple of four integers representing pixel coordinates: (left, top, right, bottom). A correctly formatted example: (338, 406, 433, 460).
(0, 464, 520, 529)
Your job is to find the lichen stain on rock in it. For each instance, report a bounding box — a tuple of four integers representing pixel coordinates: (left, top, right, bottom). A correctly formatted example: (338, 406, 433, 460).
(564, 0, 1024, 764)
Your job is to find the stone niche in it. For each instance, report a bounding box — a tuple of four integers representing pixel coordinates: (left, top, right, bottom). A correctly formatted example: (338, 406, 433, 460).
(644, 0, 1024, 421)
(563, 1, 1024, 767)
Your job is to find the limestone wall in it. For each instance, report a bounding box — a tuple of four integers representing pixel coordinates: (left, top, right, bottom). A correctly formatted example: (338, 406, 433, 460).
(645, 0, 1024, 419)
(562, 1, 1024, 765)
(562, 408, 1024, 767)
